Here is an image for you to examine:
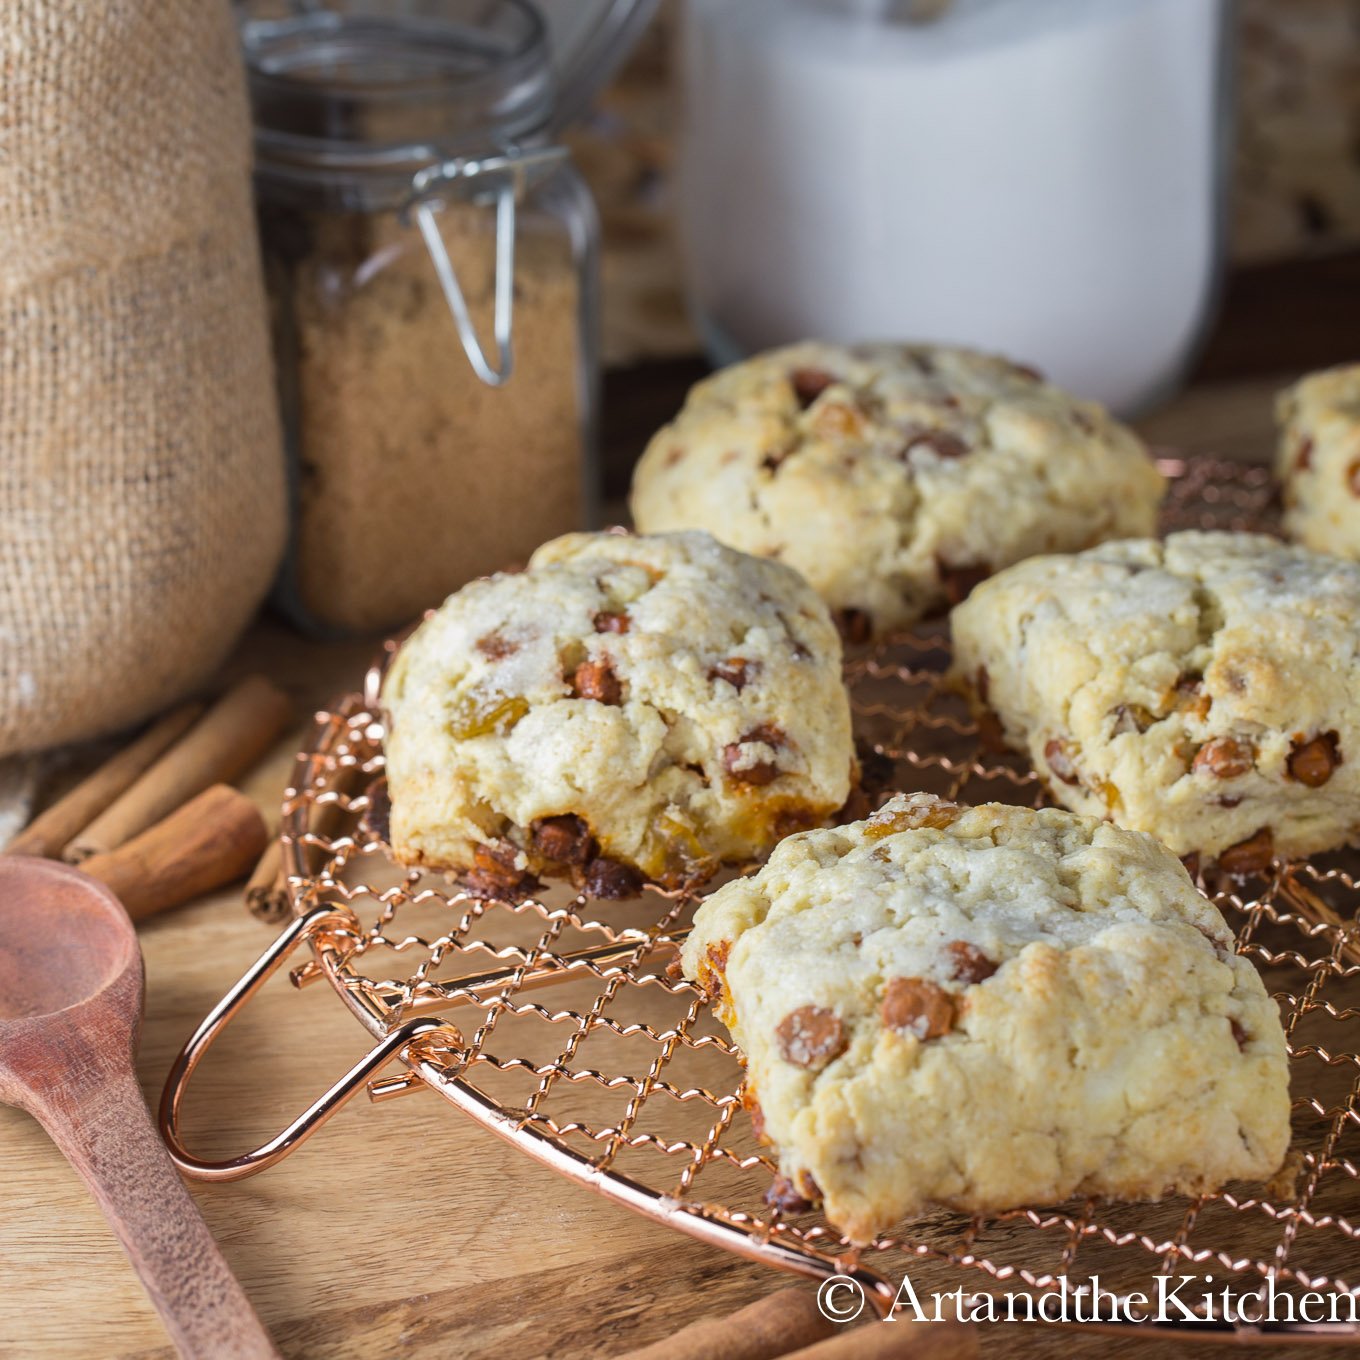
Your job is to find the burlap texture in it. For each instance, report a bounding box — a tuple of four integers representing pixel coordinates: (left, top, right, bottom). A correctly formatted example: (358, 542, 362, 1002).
(0, 0, 285, 756)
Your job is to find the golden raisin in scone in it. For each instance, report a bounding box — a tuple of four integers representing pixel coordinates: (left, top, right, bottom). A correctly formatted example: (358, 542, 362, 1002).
(629, 341, 1164, 637)
(951, 530, 1360, 867)
(682, 795, 1290, 1244)
(381, 530, 855, 894)
(1277, 364, 1360, 559)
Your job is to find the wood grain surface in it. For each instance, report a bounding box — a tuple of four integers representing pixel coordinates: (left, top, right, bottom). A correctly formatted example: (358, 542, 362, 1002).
(5, 374, 1360, 1359)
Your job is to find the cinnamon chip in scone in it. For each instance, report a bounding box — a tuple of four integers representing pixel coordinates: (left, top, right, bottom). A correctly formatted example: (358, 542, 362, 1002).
(776, 1006, 847, 1069)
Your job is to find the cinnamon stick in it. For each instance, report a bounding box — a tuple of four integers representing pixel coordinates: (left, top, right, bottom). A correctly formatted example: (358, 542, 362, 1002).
(245, 763, 363, 925)
(4, 702, 204, 858)
(310, 770, 360, 870)
(617, 1288, 835, 1360)
(244, 839, 287, 924)
(64, 676, 292, 863)
(1276, 875, 1360, 969)
(783, 1319, 976, 1360)
(79, 784, 268, 922)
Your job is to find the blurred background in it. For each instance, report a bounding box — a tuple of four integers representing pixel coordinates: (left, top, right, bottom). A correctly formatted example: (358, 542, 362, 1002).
(578, 0, 1360, 370)
(578, 0, 1360, 506)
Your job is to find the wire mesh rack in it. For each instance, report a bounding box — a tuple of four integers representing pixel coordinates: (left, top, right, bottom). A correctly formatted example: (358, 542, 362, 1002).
(161, 458, 1360, 1340)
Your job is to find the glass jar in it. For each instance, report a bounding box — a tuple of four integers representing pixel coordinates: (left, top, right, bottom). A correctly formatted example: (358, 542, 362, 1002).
(680, 0, 1233, 416)
(239, 0, 627, 635)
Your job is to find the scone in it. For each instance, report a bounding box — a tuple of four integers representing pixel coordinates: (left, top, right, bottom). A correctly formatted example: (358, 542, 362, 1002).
(682, 794, 1290, 1244)
(1277, 363, 1360, 558)
(951, 530, 1360, 867)
(630, 342, 1164, 637)
(381, 530, 855, 895)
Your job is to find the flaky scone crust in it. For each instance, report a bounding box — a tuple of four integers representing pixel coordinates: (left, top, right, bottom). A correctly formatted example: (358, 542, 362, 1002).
(382, 530, 854, 888)
(1277, 363, 1360, 560)
(630, 341, 1164, 635)
(951, 530, 1360, 863)
(682, 795, 1290, 1244)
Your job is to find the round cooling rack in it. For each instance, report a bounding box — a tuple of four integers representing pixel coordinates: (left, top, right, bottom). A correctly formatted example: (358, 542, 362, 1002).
(161, 458, 1360, 1340)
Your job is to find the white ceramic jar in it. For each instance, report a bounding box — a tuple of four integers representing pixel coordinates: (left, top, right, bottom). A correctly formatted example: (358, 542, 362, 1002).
(679, 0, 1232, 414)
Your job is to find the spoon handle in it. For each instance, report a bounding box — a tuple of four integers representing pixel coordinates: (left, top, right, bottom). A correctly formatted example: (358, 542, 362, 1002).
(34, 1064, 280, 1360)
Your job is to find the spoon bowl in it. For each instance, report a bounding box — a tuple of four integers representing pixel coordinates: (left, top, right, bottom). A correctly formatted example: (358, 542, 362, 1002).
(0, 857, 136, 1020)
(0, 856, 278, 1358)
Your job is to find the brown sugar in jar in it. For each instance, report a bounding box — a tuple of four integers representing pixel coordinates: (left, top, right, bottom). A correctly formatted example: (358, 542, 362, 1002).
(241, 0, 602, 634)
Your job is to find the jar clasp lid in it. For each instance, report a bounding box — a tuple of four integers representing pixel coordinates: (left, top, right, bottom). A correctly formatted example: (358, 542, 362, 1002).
(404, 145, 569, 387)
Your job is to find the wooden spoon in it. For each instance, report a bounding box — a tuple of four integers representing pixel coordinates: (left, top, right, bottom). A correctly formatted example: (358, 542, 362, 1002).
(0, 857, 280, 1359)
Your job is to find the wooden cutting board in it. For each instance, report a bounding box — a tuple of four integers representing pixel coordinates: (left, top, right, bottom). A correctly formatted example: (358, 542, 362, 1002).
(5, 375, 1360, 1360)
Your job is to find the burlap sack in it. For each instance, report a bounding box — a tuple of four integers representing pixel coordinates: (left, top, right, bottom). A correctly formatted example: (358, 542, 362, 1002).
(0, 0, 285, 757)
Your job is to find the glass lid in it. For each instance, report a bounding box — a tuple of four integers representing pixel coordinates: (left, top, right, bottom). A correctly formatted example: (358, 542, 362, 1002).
(535, 0, 660, 130)
(237, 0, 657, 143)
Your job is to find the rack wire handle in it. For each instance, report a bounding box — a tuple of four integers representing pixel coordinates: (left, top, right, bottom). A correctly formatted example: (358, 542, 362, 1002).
(158, 905, 461, 1182)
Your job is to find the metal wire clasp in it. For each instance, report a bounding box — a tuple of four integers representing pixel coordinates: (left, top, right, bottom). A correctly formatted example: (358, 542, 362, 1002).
(158, 904, 462, 1182)
(403, 144, 569, 387)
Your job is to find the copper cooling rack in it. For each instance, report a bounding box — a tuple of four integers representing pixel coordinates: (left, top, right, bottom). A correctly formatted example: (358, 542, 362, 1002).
(161, 458, 1360, 1339)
